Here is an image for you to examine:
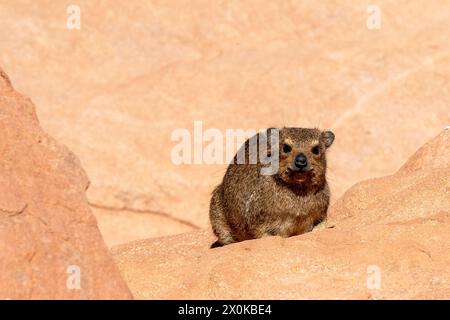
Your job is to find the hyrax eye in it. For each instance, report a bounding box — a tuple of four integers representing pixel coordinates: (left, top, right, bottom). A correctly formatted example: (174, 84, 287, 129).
(311, 146, 320, 155)
(283, 144, 292, 153)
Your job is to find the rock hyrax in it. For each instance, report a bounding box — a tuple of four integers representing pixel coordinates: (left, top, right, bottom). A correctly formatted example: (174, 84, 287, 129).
(209, 127, 335, 248)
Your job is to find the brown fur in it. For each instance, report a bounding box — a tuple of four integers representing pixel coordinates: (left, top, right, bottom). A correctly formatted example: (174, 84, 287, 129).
(209, 127, 335, 247)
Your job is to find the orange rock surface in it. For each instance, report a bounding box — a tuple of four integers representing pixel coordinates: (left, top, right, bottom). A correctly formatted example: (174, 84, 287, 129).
(0, 1, 449, 299)
(0, 1, 449, 245)
(0, 68, 131, 299)
(112, 130, 450, 299)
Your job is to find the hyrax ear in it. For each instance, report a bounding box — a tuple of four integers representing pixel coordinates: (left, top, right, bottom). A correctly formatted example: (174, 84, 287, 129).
(321, 130, 335, 148)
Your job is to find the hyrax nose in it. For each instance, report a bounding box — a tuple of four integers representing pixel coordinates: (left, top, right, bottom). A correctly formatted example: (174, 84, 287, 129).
(294, 153, 308, 169)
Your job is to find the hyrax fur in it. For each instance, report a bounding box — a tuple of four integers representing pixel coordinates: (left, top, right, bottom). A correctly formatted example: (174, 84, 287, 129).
(209, 127, 335, 248)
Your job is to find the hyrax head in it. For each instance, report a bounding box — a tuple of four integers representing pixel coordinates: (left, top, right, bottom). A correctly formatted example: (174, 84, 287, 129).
(274, 127, 334, 188)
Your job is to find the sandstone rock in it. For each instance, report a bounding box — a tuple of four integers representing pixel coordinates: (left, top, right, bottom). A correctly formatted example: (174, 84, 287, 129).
(93, 207, 197, 248)
(327, 129, 450, 229)
(1, 1, 449, 245)
(112, 131, 450, 299)
(0, 68, 131, 299)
